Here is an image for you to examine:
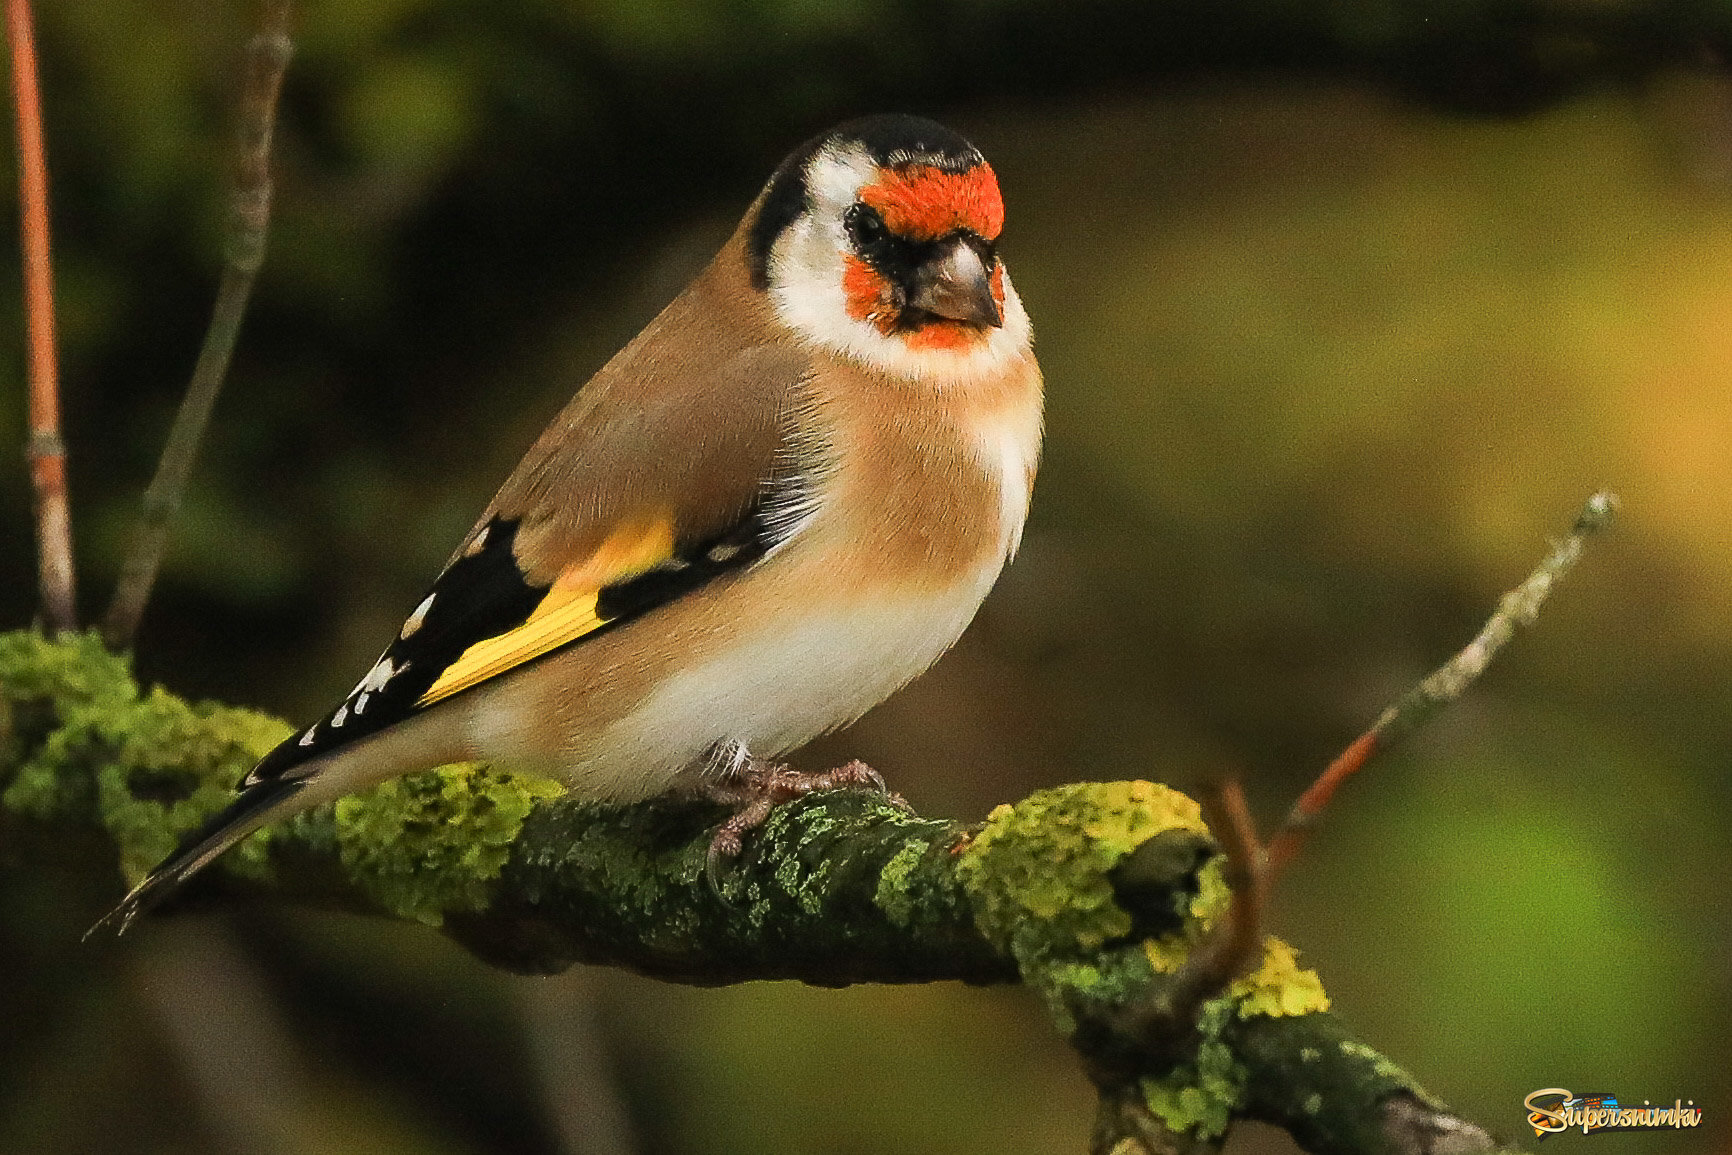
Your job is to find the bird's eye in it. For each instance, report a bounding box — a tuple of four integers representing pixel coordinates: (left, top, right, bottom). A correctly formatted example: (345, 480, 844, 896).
(845, 203, 888, 249)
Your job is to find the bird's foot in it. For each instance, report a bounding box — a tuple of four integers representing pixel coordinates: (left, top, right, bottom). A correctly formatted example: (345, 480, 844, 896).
(701, 757, 907, 894)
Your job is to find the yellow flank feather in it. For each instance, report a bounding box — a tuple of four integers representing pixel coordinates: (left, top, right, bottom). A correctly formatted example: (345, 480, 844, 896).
(417, 515, 674, 706)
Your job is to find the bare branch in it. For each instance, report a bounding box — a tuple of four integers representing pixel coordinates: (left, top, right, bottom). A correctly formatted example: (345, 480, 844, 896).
(1164, 779, 1265, 1024)
(1265, 489, 1619, 882)
(518, 970, 642, 1155)
(132, 920, 312, 1155)
(6, 0, 76, 633)
(102, 0, 294, 650)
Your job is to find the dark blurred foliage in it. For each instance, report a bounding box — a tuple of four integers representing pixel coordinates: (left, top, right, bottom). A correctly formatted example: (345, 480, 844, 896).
(2, 1, 1730, 1153)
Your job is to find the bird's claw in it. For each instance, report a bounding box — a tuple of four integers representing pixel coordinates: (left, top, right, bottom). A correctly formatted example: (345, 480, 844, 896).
(701, 758, 907, 899)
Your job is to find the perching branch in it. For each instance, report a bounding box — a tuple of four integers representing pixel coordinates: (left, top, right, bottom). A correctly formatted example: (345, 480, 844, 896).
(1264, 491, 1619, 883)
(2, 497, 1616, 1155)
(2, 495, 1615, 1154)
(5, 0, 76, 634)
(1101, 778, 1266, 1066)
(1081, 491, 1619, 1149)
(0, 628, 1535, 1155)
(101, 0, 295, 650)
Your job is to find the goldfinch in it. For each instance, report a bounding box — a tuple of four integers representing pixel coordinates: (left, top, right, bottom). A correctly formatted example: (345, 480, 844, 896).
(100, 114, 1042, 933)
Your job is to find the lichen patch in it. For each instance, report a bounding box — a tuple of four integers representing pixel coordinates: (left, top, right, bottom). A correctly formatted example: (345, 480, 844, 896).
(334, 762, 563, 925)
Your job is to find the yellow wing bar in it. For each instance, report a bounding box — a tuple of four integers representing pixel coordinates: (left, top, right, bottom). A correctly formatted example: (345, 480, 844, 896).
(416, 515, 673, 707)
(417, 585, 607, 706)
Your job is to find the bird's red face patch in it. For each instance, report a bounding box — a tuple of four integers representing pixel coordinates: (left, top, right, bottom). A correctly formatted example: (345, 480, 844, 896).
(859, 163, 1004, 242)
(842, 254, 894, 328)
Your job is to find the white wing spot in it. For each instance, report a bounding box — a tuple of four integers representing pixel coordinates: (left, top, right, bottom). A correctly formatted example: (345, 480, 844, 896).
(298, 728, 317, 748)
(354, 692, 371, 716)
(354, 657, 400, 696)
(331, 703, 349, 728)
(401, 593, 436, 640)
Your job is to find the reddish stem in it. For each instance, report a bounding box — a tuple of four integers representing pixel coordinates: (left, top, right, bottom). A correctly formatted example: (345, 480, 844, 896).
(1264, 729, 1379, 882)
(6, 0, 76, 633)
(1174, 778, 1265, 1010)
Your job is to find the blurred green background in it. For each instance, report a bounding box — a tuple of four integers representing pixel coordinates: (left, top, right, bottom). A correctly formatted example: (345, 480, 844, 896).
(2, 0, 1729, 1152)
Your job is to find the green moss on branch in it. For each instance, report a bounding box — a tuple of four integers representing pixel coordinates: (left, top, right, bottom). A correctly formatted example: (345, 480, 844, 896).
(1234, 1013, 1525, 1155)
(0, 630, 288, 884)
(0, 629, 1009, 983)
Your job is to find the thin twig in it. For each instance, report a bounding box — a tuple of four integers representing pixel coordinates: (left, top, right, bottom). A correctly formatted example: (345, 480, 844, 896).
(1264, 490, 1620, 882)
(1164, 778, 1265, 1026)
(1103, 779, 1267, 1055)
(518, 970, 641, 1155)
(132, 920, 310, 1155)
(6, 0, 76, 633)
(101, 0, 293, 650)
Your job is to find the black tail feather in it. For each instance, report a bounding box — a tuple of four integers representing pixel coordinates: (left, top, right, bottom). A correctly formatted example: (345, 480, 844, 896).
(86, 778, 306, 939)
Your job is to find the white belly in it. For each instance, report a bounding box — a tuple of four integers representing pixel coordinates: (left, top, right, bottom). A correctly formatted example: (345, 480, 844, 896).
(572, 559, 1002, 799)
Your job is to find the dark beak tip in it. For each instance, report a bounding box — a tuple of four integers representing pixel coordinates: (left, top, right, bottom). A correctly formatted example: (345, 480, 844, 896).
(962, 287, 1004, 329)
(910, 247, 1003, 329)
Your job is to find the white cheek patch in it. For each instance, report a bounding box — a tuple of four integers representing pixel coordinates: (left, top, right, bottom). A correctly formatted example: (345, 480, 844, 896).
(770, 248, 1033, 387)
(768, 213, 852, 344)
(806, 140, 879, 209)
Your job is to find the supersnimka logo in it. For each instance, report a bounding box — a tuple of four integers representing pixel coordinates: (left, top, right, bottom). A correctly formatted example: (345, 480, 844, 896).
(1524, 1089, 1704, 1139)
